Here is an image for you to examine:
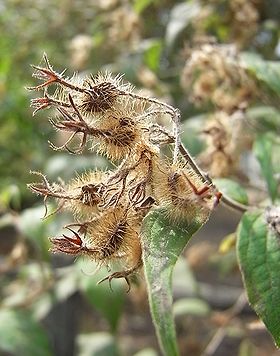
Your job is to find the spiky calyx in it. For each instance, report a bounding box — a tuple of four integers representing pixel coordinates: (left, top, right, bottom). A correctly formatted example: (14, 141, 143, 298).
(153, 162, 216, 222)
(50, 206, 142, 270)
(92, 110, 147, 161)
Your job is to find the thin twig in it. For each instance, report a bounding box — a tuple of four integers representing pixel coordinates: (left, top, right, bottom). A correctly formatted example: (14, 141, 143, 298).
(220, 195, 249, 213)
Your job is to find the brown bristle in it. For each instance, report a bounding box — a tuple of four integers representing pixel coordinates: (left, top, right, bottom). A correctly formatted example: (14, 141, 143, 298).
(80, 183, 102, 206)
(94, 115, 143, 161)
(79, 82, 121, 113)
(153, 163, 214, 222)
(100, 221, 128, 258)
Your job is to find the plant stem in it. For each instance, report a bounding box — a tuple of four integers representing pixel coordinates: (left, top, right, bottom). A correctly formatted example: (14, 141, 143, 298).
(179, 143, 250, 213)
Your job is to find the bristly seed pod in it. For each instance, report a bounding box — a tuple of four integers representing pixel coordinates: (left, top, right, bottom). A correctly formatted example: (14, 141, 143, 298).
(76, 72, 133, 114)
(65, 171, 107, 219)
(93, 110, 146, 161)
(153, 162, 216, 222)
(50, 207, 142, 269)
(85, 207, 141, 261)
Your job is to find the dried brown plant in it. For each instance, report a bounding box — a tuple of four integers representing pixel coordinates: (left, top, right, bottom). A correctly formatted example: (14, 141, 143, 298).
(27, 54, 221, 288)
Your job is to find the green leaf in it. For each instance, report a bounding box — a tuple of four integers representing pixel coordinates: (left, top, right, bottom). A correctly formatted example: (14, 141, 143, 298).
(78, 260, 125, 333)
(241, 52, 280, 95)
(144, 40, 162, 72)
(133, 0, 155, 14)
(165, 2, 200, 48)
(0, 309, 52, 356)
(237, 210, 280, 347)
(141, 208, 209, 355)
(173, 298, 210, 317)
(181, 115, 206, 156)
(253, 134, 278, 201)
(133, 348, 158, 356)
(77, 332, 119, 356)
(247, 106, 280, 132)
(17, 205, 52, 259)
(0, 184, 21, 209)
(213, 178, 248, 205)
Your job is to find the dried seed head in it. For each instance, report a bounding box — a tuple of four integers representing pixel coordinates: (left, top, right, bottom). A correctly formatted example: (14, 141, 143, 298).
(93, 110, 147, 161)
(65, 170, 107, 219)
(75, 72, 133, 115)
(84, 207, 141, 264)
(181, 44, 256, 112)
(153, 162, 215, 222)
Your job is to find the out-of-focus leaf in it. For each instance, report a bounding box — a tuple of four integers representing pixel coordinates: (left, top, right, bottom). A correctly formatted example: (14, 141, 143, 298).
(0, 213, 14, 229)
(213, 178, 249, 205)
(237, 210, 280, 347)
(3, 263, 52, 308)
(144, 40, 162, 72)
(165, 2, 200, 48)
(253, 134, 278, 201)
(0, 309, 52, 356)
(78, 260, 125, 333)
(172, 257, 197, 296)
(173, 298, 210, 317)
(54, 266, 80, 302)
(181, 115, 206, 156)
(17, 205, 51, 258)
(0, 184, 21, 209)
(241, 52, 280, 95)
(238, 338, 256, 356)
(141, 208, 210, 355)
(133, 348, 158, 356)
(77, 332, 119, 356)
(45, 154, 108, 180)
(133, 0, 155, 14)
(247, 106, 280, 132)
(219, 233, 236, 254)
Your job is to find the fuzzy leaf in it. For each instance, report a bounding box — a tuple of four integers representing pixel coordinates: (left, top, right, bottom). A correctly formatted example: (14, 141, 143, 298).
(141, 208, 209, 355)
(237, 210, 280, 347)
(253, 134, 278, 201)
(0, 309, 52, 356)
(213, 178, 249, 205)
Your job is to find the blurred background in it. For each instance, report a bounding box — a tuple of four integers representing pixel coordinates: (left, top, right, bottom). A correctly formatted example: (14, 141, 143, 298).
(1, 0, 280, 355)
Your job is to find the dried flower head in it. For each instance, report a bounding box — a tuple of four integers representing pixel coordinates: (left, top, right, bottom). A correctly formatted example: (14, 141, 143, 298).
(153, 162, 217, 222)
(75, 72, 133, 115)
(27, 55, 220, 287)
(181, 43, 257, 114)
(92, 109, 148, 161)
(265, 206, 280, 237)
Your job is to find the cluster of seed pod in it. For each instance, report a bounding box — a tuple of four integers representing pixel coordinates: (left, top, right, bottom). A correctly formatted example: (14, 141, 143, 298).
(27, 55, 220, 288)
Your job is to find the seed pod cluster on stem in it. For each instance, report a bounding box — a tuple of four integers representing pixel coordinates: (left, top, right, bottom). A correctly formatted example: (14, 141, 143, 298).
(27, 54, 221, 289)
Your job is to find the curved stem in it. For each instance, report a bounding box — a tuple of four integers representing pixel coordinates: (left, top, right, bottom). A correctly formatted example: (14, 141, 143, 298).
(220, 195, 249, 213)
(179, 143, 250, 213)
